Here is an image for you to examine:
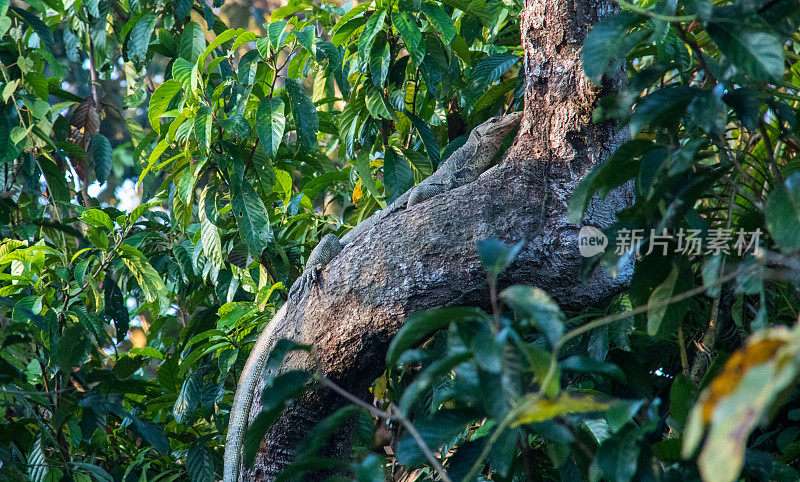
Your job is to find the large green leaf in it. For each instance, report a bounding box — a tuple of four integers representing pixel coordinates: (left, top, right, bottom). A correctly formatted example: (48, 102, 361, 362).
(469, 53, 518, 88)
(500, 285, 564, 347)
(187, 442, 215, 482)
(383, 147, 413, 203)
(358, 10, 387, 62)
(386, 306, 489, 366)
(392, 12, 425, 64)
(148, 80, 181, 134)
(199, 186, 223, 267)
(647, 261, 691, 337)
(582, 12, 645, 83)
(128, 13, 157, 64)
(284, 78, 319, 149)
(256, 98, 285, 159)
(180, 21, 206, 63)
(369, 34, 391, 87)
(91, 134, 112, 184)
(707, 15, 784, 82)
(421, 2, 456, 43)
(10, 7, 54, 51)
(765, 172, 800, 251)
(405, 111, 440, 167)
(365, 84, 392, 119)
(194, 106, 212, 154)
(117, 244, 166, 303)
(173, 371, 201, 423)
(230, 175, 272, 259)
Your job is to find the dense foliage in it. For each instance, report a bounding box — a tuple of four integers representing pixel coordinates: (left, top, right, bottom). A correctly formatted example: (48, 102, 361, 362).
(2, 0, 800, 479)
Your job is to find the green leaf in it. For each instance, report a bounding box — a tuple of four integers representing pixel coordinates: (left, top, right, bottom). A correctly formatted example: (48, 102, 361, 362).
(173, 0, 191, 19)
(187, 442, 215, 482)
(199, 27, 241, 66)
(173, 371, 201, 423)
(27, 437, 48, 482)
(469, 53, 518, 88)
(365, 84, 392, 119)
(358, 10, 387, 62)
(368, 34, 391, 87)
(383, 147, 413, 203)
(238, 49, 260, 85)
(230, 175, 272, 259)
(386, 306, 489, 366)
(195, 106, 212, 154)
(56, 324, 90, 372)
(568, 139, 653, 222)
(118, 244, 166, 303)
(285, 78, 319, 149)
(476, 238, 524, 276)
(399, 352, 472, 412)
(294, 25, 315, 55)
(128, 414, 170, 454)
(593, 430, 640, 482)
(630, 86, 696, 136)
(219, 113, 251, 139)
(392, 12, 425, 64)
(500, 285, 564, 347)
(765, 172, 800, 252)
(267, 20, 291, 51)
(128, 13, 157, 64)
(81, 208, 113, 230)
(472, 330, 502, 373)
(582, 12, 644, 82)
(199, 187, 223, 267)
(148, 80, 181, 134)
(421, 2, 456, 43)
(91, 134, 112, 184)
(172, 58, 194, 89)
(405, 111, 440, 167)
(256, 98, 286, 159)
(10, 7, 54, 51)
(180, 22, 206, 63)
(707, 15, 784, 82)
(396, 409, 480, 465)
(647, 262, 691, 337)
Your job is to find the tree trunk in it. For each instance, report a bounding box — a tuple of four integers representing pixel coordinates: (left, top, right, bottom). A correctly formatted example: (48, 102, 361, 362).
(242, 0, 630, 479)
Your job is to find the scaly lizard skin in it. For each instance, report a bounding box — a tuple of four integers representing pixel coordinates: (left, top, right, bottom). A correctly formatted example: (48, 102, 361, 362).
(288, 111, 523, 299)
(223, 111, 521, 481)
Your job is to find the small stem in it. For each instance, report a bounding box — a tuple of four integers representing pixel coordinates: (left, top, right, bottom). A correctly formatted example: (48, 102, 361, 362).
(319, 376, 452, 482)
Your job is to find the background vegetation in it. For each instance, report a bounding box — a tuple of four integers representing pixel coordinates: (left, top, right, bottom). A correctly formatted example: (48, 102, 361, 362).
(1, 0, 800, 480)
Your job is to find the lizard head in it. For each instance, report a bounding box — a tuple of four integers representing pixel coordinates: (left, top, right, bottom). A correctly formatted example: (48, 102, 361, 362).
(473, 111, 523, 145)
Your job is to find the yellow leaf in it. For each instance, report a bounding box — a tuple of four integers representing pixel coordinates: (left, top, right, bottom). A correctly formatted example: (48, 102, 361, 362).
(513, 392, 610, 426)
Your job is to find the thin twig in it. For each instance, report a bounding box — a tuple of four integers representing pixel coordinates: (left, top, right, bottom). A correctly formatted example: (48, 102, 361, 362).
(319, 376, 452, 482)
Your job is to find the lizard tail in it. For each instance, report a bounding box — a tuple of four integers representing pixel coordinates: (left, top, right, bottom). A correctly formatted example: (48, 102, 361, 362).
(224, 304, 288, 482)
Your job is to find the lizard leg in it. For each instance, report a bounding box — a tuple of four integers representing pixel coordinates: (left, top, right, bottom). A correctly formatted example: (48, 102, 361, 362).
(289, 234, 343, 299)
(407, 182, 448, 207)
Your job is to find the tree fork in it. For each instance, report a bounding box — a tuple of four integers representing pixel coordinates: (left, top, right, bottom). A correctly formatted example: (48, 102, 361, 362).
(242, 0, 631, 479)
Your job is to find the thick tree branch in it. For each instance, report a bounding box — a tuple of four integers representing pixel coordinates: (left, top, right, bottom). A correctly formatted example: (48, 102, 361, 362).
(241, 0, 629, 479)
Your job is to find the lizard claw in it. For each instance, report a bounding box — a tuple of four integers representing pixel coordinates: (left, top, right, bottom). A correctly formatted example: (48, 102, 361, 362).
(288, 264, 325, 300)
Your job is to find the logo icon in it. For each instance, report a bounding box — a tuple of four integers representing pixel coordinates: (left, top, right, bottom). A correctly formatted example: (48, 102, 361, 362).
(578, 226, 608, 257)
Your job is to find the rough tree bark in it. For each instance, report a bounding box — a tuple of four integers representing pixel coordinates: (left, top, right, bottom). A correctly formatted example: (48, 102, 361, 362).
(242, 0, 631, 479)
